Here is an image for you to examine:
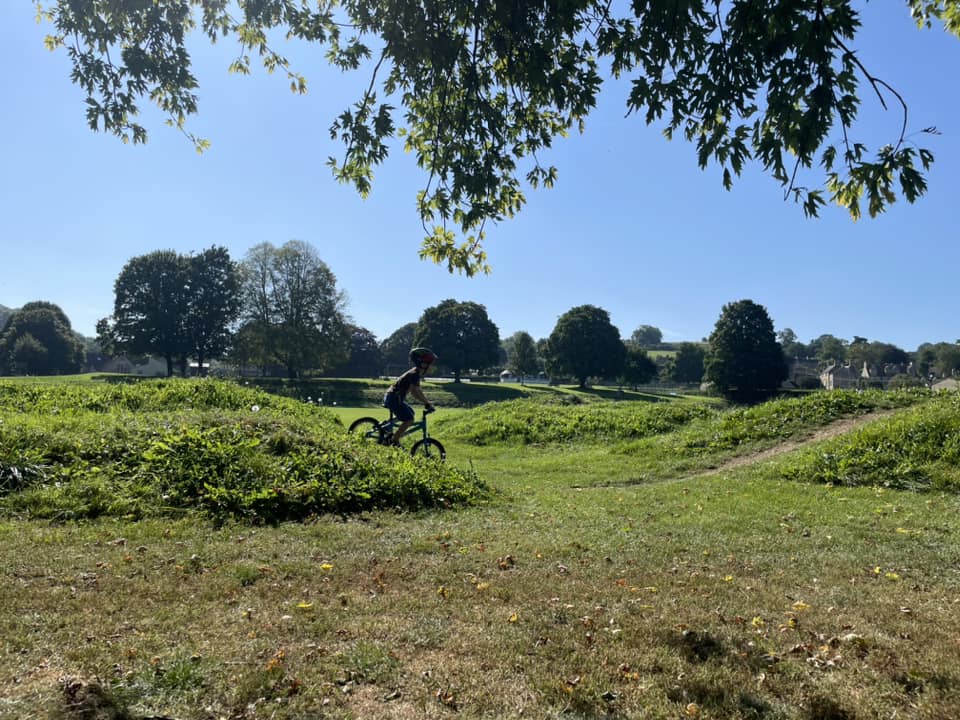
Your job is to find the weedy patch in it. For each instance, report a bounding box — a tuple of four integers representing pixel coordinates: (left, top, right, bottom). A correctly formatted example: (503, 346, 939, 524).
(779, 392, 960, 490)
(0, 379, 487, 522)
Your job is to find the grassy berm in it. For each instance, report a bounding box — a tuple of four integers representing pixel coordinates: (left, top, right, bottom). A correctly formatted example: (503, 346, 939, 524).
(0, 379, 485, 522)
(2, 379, 960, 720)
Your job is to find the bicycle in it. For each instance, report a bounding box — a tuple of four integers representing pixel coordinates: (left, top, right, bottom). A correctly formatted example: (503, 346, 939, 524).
(348, 407, 446, 460)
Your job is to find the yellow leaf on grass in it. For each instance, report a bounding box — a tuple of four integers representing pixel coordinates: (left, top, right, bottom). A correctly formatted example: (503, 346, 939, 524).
(320, 563, 334, 571)
(792, 600, 811, 611)
(508, 612, 519, 623)
(885, 572, 901, 581)
(296, 602, 314, 611)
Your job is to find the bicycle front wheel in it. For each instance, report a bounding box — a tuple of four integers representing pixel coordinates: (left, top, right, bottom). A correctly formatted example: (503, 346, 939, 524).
(410, 438, 446, 461)
(349, 417, 386, 444)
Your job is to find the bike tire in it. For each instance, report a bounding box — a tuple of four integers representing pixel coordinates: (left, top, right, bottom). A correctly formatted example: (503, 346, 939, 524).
(348, 417, 386, 444)
(410, 438, 446, 461)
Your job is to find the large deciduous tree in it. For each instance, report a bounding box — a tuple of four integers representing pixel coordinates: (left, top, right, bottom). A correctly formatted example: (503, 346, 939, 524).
(239, 240, 349, 378)
(667, 342, 707, 384)
(183, 246, 242, 374)
(630, 325, 663, 348)
(620, 344, 658, 389)
(0, 301, 84, 375)
(105, 246, 240, 376)
(330, 325, 383, 378)
(916, 342, 960, 377)
(809, 334, 849, 367)
(504, 330, 540, 384)
(413, 300, 500, 382)
(107, 249, 190, 376)
(36, 1, 960, 274)
(704, 299, 787, 403)
(547, 305, 626, 388)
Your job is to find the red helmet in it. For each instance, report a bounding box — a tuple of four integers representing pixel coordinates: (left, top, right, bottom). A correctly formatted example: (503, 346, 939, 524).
(410, 347, 437, 365)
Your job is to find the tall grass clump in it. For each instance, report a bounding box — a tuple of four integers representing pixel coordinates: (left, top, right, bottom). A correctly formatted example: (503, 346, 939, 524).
(779, 391, 960, 491)
(0, 379, 485, 522)
(438, 397, 716, 445)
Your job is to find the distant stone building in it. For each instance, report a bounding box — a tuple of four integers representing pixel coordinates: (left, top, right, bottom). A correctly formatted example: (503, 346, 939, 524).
(819, 362, 863, 390)
(933, 378, 960, 392)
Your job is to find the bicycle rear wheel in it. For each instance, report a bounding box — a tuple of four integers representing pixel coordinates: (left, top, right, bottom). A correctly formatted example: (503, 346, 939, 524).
(410, 438, 446, 461)
(348, 417, 386, 444)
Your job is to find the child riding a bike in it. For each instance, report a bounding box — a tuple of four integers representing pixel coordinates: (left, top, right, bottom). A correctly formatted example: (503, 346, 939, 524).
(382, 347, 437, 446)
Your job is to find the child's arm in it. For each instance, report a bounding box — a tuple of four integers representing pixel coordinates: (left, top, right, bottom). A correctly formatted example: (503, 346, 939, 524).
(411, 386, 434, 411)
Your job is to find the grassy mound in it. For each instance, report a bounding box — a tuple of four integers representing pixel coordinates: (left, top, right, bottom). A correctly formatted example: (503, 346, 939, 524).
(440, 389, 928, 448)
(0, 379, 486, 522)
(674, 387, 930, 451)
(438, 396, 716, 445)
(779, 391, 960, 491)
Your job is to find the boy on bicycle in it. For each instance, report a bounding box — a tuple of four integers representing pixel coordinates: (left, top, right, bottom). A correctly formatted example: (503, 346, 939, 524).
(382, 347, 437, 446)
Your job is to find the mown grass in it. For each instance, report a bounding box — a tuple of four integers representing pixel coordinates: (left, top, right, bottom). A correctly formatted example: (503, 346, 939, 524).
(1, 380, 959, 719)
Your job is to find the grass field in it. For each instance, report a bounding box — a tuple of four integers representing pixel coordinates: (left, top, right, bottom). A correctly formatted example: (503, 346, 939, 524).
(1, 378, 959, 719)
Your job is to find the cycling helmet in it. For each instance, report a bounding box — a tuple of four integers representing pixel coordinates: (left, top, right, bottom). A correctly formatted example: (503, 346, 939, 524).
(410, 347, 437, 366)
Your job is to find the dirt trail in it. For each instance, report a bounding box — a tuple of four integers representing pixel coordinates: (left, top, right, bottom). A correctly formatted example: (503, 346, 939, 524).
(682, 408, 898, 481)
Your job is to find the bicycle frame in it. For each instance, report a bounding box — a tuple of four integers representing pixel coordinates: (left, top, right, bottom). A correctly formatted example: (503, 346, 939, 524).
(348, 407, 445, 460)
(378, 408, 432, 442)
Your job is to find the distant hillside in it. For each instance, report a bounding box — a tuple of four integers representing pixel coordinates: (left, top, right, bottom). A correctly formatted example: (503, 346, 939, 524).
(0, 304, 12, 331)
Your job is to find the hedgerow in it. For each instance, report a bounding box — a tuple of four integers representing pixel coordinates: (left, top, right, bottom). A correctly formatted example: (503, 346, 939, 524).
(0, 379, 486, 522)
(778, 392, 960, 491)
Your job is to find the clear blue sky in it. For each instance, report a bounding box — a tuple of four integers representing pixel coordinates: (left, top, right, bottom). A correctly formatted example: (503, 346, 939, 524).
(2, 3, 958, 351)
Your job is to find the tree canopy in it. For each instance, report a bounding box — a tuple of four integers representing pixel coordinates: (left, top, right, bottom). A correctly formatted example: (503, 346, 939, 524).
(102, 246, 241, 376)
(106, 249, 191, 376)
(0, 301, 84, 375)
(379, 322, 418, 374)
(413, 299, 500, 382)
(620, 344, 658, 389)
(238, 240, 350, 378)
(630, 325, 663, 348)
(668, 342, 707, 384)
(36, 1, 960, 275)
(704, 299, 787, 403)
(504, 330, 540, 383)
(547, 304, 625, 388)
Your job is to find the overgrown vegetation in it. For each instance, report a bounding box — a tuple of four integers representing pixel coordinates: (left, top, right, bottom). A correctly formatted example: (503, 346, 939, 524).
(0, 379, 486, 522)
(441, 388, 928, 448)
(781, 391, 960, 491)
(439, 396, 717, 445)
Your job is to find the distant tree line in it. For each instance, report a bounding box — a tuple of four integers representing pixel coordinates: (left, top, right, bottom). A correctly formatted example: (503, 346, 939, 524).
(4, 244, 960, 404)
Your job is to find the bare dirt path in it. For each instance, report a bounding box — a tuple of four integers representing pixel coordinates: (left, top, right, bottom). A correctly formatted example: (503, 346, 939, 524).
(682, 408, 898, 481)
